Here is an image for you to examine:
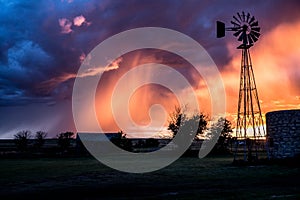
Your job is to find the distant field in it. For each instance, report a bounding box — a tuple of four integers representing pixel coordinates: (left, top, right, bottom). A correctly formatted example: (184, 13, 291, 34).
(0, 156, 299, 199)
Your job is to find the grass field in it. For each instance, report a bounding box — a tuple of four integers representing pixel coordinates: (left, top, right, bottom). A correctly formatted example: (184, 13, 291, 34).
(0, 155, 299, 199)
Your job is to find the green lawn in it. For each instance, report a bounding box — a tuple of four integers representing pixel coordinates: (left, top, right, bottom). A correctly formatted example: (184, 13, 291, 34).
(0, 156, 299, 199)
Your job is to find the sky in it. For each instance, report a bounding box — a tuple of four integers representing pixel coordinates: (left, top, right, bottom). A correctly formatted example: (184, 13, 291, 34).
(0, 0, 300, 138)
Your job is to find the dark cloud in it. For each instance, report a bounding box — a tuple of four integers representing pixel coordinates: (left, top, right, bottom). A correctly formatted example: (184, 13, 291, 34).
(1, 0, 300, 106)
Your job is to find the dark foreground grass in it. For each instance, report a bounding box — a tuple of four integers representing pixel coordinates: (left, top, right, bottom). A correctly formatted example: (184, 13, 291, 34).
(0, 156, 299, 199)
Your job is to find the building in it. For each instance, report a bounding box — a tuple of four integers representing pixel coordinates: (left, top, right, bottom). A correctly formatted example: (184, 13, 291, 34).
(266, 109, 300, 159)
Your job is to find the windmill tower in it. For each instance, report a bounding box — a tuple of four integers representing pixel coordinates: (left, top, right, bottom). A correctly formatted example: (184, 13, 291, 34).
(217, 12, 267, 162)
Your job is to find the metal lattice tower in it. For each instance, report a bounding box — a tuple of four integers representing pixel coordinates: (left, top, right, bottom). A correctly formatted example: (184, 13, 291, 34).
(217, 12, 267, 162)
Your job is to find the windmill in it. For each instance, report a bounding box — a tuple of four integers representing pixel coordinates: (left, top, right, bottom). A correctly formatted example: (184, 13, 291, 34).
(217, 12, 268, 162)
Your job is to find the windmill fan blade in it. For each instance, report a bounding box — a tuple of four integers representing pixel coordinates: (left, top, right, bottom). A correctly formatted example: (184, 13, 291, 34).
(233, 16, 241, 24)
(233, 29, 243, 37)
(251, 30, 260, 35)
(237, 12, 242, 22)
(249, 16, 255, 24)
(250, 33, 258, 42)
(251, 31, 260, 38)
(251, 27, 260, 32)
(246, 13, 250, 22)
(242, 11, 246, 21)
(238, 32, 245, 41)
(250, 21, 258, 27)
(231, 20, 241, 27)
(248, 34, 254, 44)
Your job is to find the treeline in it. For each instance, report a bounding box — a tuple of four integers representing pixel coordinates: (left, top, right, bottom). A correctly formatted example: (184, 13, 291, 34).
(2, 106, 235, 157)
(0, 130, 78, 157)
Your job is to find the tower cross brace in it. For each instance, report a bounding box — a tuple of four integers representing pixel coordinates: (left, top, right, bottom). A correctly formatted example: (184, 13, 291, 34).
(234, 46, 266, 161)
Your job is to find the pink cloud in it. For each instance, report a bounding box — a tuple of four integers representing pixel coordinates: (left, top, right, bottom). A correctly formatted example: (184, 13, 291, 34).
(73, 15, 86, 26)
(58, 18, 72, 34)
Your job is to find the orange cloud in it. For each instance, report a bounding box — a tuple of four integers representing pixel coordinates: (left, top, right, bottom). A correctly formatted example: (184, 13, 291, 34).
(94, 21, 300, 137)
(221, 21, 300, 122)
(94, 51, 184, 136)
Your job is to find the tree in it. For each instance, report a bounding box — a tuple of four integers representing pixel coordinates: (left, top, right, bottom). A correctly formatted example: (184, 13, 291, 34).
(35, 131, 47, 150)
(194, 113, 208, 139)
(208, 118, 233, 154)
(14, 130, 32, 152)
(110, 130, 132, 151)
(57, 132, 74, 152)
(167, 106, 182, 137)
(218, 118, 233, 150)
(168, 106, 208, 139)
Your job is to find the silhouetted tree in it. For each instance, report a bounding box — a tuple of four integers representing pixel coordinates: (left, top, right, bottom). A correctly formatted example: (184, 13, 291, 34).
(208, 118, 233, 154)
(57, 132, 74, 152)
(218, 118, 233, 149)
(118, 131, 132, 151)
(168, 106, 183, 137)
(35, 131, 47, 150)
(194, 113, 208, 139)
(14, 130, 32, 152)
(168, 106, 208, 139)
(110, 130, 132, 151)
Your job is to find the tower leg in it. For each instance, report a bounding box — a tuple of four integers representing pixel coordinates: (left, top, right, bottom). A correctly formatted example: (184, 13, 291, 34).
(234, 48, 267, 162)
